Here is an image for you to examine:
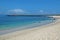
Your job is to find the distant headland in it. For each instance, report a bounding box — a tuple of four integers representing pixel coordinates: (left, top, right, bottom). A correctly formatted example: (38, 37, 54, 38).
(6, 14, 60, 16)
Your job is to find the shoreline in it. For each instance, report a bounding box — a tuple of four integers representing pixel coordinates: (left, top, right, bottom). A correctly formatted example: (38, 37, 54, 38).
(0, 19, 54, 35)
(0, 16, 60, 40)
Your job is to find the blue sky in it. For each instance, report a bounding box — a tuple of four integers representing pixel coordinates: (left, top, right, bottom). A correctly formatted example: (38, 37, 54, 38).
(0, 0, 60, 15)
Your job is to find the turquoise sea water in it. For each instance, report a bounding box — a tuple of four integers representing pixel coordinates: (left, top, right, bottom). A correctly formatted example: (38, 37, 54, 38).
(0, 15, 54, 30)
(0, 15, 55, 35)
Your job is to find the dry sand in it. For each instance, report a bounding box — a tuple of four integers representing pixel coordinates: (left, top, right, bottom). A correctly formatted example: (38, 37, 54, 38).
(0, 16, 60, 40)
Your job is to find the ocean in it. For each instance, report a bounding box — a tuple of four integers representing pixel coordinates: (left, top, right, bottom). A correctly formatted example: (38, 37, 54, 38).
(0, 15, 55, 35)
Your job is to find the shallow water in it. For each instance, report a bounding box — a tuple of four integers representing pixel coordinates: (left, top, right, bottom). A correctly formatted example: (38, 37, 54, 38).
(0, 15, 54, 30)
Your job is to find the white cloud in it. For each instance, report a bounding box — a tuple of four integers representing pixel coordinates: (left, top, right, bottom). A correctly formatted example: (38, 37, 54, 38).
(8, 9, 24, 13)
(7, 9, 26, 15)
(40, 10, 43, 13)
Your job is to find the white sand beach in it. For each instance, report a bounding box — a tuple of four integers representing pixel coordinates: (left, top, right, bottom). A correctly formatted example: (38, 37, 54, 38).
(0, 16, 60, 40)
